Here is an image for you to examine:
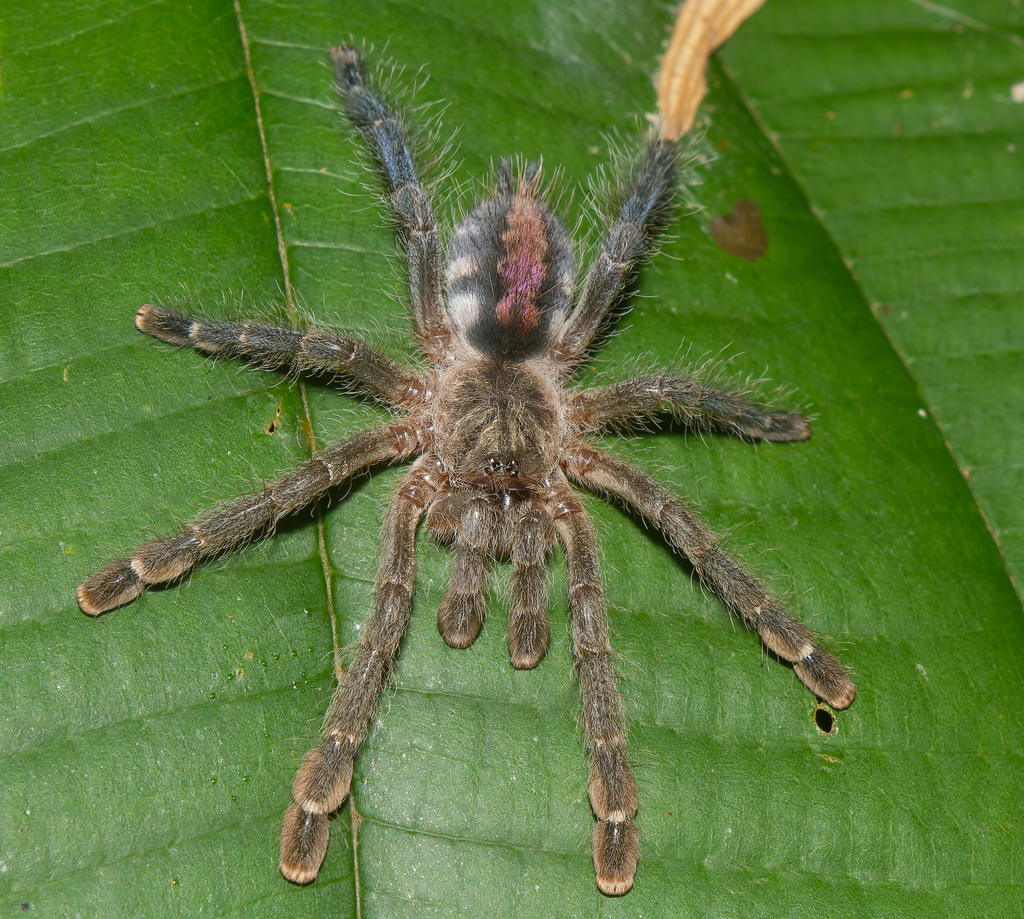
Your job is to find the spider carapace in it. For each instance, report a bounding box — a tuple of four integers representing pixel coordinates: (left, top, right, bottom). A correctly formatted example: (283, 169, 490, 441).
(77, 45, 855, 896)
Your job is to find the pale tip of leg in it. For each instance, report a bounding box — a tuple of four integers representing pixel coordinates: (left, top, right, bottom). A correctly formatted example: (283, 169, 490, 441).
(330, 45, 360, 69)
(280, 803, 329, 885)
(509, 644, 547, 670)
(76, 583, 107, 617)
(794, 650, 857, 710)
(437, 593, 484, 650)
(827, 678, 857, 710)
(508, 620, 550, 670)
(280, 859, 321, 886)
(134, 304, 157, 332)
(593, 818, 638, 897)
(510, 653, 542, 670)
(441, 627, 479, 650)
(776, 412, 812, 442)
(597, 873, 635, 897)
(76, 561, 144, 615)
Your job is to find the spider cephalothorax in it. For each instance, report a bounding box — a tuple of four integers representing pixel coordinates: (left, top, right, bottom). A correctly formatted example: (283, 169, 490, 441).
(77, 45, 855, 896)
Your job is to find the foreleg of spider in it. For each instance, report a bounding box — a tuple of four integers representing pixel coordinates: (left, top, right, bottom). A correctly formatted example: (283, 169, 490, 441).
(76, 423, 418, 616)
(507, 502, 555, 669)
(550, 137, 679, 364)
(280, 456, 438, 884)
(571, 374, 810, 442)
(435, 492, 496, 649)
(564, 444, 855, 709)
(134, 304, 428, 407)
(548, 482, 638, 896)
(331, 45, 449, 355)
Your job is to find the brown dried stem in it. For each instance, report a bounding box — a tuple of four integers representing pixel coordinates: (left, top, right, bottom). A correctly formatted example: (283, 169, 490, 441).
(656, 0, 767, 140)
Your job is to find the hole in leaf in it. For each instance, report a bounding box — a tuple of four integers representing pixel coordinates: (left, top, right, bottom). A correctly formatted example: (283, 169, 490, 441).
(265, 401, 283, 435)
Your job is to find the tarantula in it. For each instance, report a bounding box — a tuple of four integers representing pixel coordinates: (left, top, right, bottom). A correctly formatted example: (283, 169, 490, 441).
(77, 45, 855, 896)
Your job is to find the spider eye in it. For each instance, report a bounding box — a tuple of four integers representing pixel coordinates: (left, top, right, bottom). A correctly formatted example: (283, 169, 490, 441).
(484, 457, 520, 477)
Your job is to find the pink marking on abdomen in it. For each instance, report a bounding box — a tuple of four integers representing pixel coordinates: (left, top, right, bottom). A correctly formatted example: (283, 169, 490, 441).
(496, 178, 550, 332)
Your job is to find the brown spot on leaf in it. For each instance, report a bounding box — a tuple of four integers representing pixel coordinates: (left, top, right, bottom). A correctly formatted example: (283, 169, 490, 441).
(711, 198, 768, 261)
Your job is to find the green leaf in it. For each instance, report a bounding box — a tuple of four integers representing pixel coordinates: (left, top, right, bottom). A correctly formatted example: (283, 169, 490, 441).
(1, 2, 1021, 918)
(719, 0, 1024, 603)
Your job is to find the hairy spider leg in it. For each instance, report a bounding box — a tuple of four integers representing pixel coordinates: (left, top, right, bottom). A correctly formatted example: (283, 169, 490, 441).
(563, 443, 856, 709)
(506, 500, 556, 669)
(571, 372, 812, 442)
(332, 46, 450, 356)
(549, 483, 640, 896)
(434, 489, 497, 648)
(76, 424, 419, 616)
(280, 456, 441, 884)
(133, 304, 429, 407)
(550, 138, 680, 366)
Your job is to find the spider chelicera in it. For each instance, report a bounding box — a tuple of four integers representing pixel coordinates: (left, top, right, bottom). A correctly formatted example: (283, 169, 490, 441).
(77, 45, 855, 896)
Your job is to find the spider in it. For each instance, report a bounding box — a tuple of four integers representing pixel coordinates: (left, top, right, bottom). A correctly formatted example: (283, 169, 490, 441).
(76, 45, 855, 897)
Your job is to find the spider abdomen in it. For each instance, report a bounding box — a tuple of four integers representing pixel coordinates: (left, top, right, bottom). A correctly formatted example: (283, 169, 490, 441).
(444, 162, 576, 359)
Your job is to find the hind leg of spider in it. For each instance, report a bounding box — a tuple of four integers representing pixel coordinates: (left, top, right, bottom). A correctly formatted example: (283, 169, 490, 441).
(280, 457, 438, 883)
(549, 481, 639, 896)
(549, 136, 680, 365)
(76, 424, 415, 616)
(564, 443, 855, 709)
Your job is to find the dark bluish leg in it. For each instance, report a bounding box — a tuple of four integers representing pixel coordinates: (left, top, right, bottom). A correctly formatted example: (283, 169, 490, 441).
(550, 138, 679, 363)
(331, 46, 449, 354)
